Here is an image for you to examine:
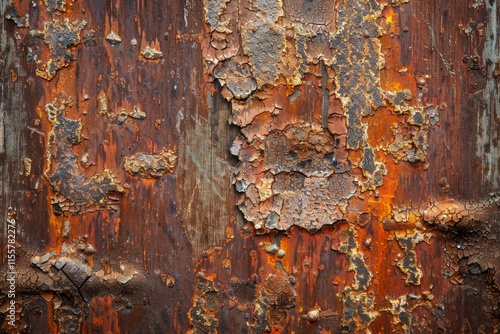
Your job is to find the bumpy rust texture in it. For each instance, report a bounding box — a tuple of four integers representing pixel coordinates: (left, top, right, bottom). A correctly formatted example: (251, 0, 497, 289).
(4, 5, 29, 28)
(124, 148, 177, 179)
(96, 90, 147, 124)
(30, 18, 86, 80)
(248, 274, 296, 333)
(203, 0, 439, 232)
(44, 93, 123, 214)
(24, 237, 138, 333)
(234, 123, 355, 231)
(2, 0, 499, 332)
(336, 226, 372, 291)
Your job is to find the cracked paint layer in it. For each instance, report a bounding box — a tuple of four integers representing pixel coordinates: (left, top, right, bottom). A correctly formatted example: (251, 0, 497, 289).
(29, 237, 138, 333)
(337, 288, 378, 332)
(124, 148, 177, 179)
(30, 18, 86, 80)
(44, 92, 123, 214)
(202, 0, 438, 232)
(234, 123, 356, 231)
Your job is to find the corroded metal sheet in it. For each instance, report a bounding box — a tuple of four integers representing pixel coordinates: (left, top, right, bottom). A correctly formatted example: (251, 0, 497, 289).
(1, 0, 499, 333)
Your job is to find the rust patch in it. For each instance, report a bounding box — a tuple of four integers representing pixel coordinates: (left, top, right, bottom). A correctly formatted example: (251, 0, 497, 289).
(234, 123, 355, 231)
(44, 93, 123, 215)
(336, 226, 372, 291)
(248, 274, 296, 333)
(4, 6, 29, 28)
(30, 18, 86, 80)
(338, 288, 378, 332)
(202, 0, 438, 231)
(30, 237, 138, 333)
(124, 148, 177, 179)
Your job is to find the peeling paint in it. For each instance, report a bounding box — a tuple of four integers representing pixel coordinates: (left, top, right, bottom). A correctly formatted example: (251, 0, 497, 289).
(202, 0, 438, 231)
(5, 6, 29, 28)
(338, 288, 378, 332)
(234, 123, 355, 231)
(336, 226, 372, 291)
(124, 148, 177, 179)
(44, 93, 123, 214)
(30, 18, 86, 80)
(30, 237, 139, 333)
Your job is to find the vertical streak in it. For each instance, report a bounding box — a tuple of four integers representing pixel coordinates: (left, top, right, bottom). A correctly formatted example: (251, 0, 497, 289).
(320, 60, 329, 129)
(478, 0, 500, 188)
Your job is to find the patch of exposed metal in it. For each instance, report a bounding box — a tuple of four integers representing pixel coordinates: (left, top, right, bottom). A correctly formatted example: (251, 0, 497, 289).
(124, 148, 178, 179)
(44, 93, 123, 214)
(202, 0, 439, 231)
(30, 18, 86, 80)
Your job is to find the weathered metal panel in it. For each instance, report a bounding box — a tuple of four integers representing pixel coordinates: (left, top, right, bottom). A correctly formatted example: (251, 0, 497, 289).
(1, 0, 499, 333)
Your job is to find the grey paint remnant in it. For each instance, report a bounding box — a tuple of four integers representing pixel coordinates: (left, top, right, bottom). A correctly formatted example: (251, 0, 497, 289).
(477, 1, 500, 188)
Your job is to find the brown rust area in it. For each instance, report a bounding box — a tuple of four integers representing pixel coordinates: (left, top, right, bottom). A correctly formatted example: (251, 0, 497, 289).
(123, 148, 177, 179)
(30, 18, 86, 80)
(234, 123, 355, 231)
(336, 225, 372, 291)
(2, 0, 499, 332)
(202, 0, 439, 232)
(44, 93, 123, 214)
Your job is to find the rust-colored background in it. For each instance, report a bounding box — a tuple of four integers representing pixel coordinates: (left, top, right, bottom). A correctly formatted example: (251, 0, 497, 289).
(1, 0, 499, 333)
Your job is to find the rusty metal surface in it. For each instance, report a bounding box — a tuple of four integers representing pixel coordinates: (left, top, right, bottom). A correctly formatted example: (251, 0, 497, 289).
(1, 0, 499, 333)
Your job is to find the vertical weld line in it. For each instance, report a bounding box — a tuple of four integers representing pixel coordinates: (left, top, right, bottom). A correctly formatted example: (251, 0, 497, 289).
(320, 60, 329, 129)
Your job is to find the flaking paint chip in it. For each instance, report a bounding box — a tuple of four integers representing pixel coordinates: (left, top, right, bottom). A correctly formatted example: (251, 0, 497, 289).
(106, 31, 122, 45)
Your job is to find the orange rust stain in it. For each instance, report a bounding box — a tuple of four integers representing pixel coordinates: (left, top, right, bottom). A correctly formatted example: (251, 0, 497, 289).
(82, 296, 121, 334)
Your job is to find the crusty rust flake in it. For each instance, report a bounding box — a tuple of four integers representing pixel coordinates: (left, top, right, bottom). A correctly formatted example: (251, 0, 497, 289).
(30, 18, 86, 80)
(124, 148, 177, 179)
(44, 93, 123, 214)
